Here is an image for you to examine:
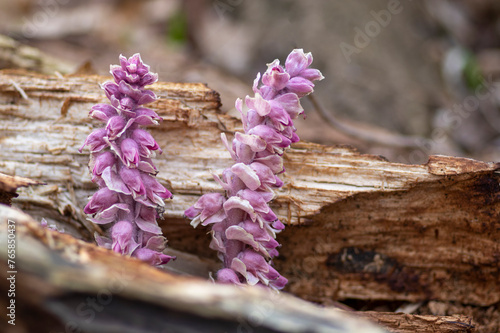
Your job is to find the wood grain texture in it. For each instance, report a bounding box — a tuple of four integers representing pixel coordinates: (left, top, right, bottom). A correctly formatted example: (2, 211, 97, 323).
(360, 312, 475, 333)
(0, 205, 387, 333)
(277, 156, 500, 306)
(0, 70, 499, 309)
(0, 172, 44, 205)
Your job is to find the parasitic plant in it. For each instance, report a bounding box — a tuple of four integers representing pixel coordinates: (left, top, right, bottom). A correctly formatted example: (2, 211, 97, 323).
(80, 54, 174, 266)
(185, 49, 323, 289)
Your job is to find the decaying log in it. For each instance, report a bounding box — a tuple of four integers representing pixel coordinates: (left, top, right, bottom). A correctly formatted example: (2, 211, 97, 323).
(0, 70, 499, 311)
(276, 154, 500, 306)
(0, 205, 387, 333)
(359, 312, 475, 333)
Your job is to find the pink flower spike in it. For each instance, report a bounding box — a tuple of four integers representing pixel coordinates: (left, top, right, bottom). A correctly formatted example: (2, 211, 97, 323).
(184, 49, 323, 288)
(82, 53, 173, 267)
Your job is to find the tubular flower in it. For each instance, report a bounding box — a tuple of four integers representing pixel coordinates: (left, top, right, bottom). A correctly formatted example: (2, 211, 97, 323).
(81, 54, 174, 266)
(185, 49, 323, 289)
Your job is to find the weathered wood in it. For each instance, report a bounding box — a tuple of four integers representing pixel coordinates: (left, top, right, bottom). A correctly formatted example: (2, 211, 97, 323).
(276, 154, 500, 306)
(0, 205, 387, 333)
(0, 70, 499, 309)
(0, 172, 44, 205)
(359, 312, 475, 333)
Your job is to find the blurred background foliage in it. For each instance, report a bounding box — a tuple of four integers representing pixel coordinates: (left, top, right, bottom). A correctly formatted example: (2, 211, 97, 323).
(1, 0, 500, 164)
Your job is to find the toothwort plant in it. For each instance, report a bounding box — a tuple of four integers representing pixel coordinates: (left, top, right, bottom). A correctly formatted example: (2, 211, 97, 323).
(185, 49, 323, 289)
(80, 54, 174, 266)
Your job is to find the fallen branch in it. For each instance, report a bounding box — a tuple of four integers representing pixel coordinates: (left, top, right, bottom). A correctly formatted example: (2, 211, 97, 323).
(0, 205, 386, 333)
(307, 93, 435, 149)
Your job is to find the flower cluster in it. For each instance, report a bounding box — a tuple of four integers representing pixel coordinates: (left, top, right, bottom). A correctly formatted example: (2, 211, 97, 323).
(80, 54, 174, 266)
(185, 49, 323, 289)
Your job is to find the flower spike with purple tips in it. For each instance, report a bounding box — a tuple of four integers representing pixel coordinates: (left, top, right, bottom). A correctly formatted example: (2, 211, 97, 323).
(185, 49, 323, 289)
(81, 53, 174, 266)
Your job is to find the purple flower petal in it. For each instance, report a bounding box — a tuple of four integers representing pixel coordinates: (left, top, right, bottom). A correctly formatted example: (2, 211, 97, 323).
(134, 107, 162, 126)
(89, 104, 118, 122)
(136, 217, 162, 234)
(141, 173, 172, 205)
(217, 268, 242, 285)
(273, 93, 303, 119)
(134, 248, 174, 266)
(262, 60, 289, 91)
(137, 90, 157, 105)
(223, 196, 256, 221)
(231, 163, 261, 191)
(119, 166, 146, 197)
(131, 128, 162, 156)
(79, 129, 108, 153)
(101, 166, 132, 195)
(248, 125, 291, 148)
(285, 49, 313, 77)
(245, 93, 271, 117)
(234, 132, 267, 152)
(111, 220, 137, 254)
(90, 203, 130, 224)
(299, 68, 324, 81)
(286, 76, 314, 97)
(120, 138, 140, 167)
(92, 151, 116, 177)
(84, 187, 118, 214)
